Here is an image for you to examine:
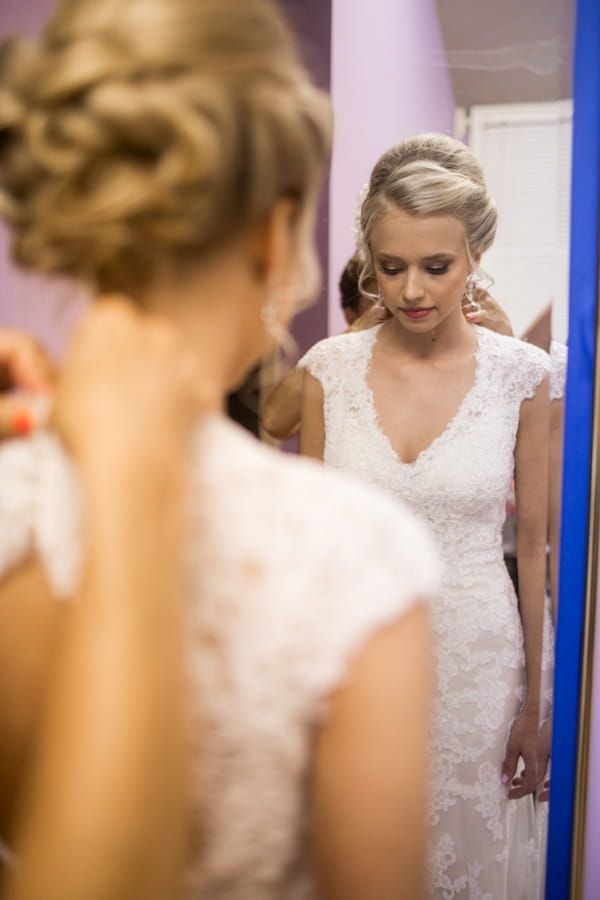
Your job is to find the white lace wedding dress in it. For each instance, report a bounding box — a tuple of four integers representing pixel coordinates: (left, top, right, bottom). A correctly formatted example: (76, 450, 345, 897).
(300, 324, 551, 900)
(0, 414, 440, 899)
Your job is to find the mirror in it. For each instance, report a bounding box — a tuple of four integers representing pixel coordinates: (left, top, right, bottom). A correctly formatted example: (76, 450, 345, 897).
(547, 1, 600, 897)
(282, 1, 577, 897)
(0, 0, 591, 895)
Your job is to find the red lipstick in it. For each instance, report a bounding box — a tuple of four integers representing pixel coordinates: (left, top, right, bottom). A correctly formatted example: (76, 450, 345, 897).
(401, 307, 434, 320)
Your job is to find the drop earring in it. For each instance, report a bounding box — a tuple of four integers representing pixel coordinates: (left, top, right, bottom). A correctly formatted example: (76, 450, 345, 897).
(464, 273, 480, 313)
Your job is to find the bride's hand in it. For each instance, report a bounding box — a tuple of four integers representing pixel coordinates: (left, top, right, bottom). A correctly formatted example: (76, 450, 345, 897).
(54, 298, 217, 468)
(501, 710, 539, 799)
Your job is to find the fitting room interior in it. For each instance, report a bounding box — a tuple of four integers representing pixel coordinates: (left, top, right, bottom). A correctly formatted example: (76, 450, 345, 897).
(1, 1, 600, 898)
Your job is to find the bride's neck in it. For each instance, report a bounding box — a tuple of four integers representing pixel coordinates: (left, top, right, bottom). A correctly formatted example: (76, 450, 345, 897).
(136, 247, 267, 404)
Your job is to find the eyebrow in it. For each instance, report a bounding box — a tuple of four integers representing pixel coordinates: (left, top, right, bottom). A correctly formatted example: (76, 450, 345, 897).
(375, 252, 455, 262)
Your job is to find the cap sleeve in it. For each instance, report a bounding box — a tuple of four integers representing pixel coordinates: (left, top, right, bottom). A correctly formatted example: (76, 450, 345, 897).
(0, 439, 37, 578)
(33, 433, 83, 598)
(550, 341, 568, 401)
(0, 432, 82, 597)
(297, 332, 366, 396)
(297, 337, 334, 388)
(506, 340, 552, 403)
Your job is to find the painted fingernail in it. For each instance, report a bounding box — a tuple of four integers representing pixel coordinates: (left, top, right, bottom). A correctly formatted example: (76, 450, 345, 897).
(501, 774, 509, 784)
(466, 312, 476, 320)
(12, 408, 34, 437)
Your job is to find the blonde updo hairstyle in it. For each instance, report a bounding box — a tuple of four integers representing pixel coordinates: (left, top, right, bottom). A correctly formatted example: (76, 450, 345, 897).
(357, 133, 497, 299)
(0, 0, 331, 296)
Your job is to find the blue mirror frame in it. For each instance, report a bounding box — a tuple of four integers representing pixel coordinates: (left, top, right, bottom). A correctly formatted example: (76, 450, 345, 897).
(546, 0, 600, 896)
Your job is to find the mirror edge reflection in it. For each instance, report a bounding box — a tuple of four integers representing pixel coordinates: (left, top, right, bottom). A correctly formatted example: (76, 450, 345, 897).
(547, 0, 600, 895)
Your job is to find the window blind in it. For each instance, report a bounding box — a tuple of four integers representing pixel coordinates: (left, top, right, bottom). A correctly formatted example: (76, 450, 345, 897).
(467, 101, 572, 343)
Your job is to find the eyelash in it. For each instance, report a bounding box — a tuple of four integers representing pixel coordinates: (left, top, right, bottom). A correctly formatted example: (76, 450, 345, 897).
(379, 264, 450, 276)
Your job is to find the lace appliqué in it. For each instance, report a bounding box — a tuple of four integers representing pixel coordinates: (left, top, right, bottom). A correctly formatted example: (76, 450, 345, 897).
(549, 341, 568, 401)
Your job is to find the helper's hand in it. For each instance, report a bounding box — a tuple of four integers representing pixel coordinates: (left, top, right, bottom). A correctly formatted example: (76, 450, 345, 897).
(0, 327, 56, 437)
(465, 289, 514, 337)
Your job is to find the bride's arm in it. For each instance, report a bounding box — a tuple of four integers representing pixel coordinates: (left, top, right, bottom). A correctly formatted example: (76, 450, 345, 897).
(310, 604, 432, 900)
(501, 375, 550, 799)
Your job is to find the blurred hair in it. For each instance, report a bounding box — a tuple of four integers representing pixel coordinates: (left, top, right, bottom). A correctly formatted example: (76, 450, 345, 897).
(0, 0, 331, 295)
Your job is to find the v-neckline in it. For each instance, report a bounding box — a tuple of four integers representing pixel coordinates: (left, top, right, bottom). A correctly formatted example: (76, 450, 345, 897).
(363, 324, 484, 468)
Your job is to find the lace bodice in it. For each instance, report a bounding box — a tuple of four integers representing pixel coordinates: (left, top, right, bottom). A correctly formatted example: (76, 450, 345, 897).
(300, 325, 550, 590)
(300, 325, 551, 899)
(0, 415, 439, 899)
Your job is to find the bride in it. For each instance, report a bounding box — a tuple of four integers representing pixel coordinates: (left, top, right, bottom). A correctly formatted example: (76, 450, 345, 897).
(0, 4, 439, 899)
(300, 133, 551, 899)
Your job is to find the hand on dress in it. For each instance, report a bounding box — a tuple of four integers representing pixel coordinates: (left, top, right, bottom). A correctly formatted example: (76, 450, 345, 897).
(464, 289, 514, 337)
(0, 327, 56, 437)
(536, 718, 552, 802)
(54, 297, 218, 467)
(501, 710, 539, 799)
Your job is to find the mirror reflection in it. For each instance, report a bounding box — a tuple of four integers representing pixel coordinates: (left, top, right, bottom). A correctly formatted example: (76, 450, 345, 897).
(261, 2, 573, 898)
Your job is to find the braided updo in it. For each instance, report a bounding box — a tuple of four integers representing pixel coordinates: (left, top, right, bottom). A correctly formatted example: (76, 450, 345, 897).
(0, 0, 331, 293)
(357, 134, 497, 295)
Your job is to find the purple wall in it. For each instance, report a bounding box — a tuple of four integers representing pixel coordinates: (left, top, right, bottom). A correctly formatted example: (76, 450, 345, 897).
(328, 0, 455, 334)
(0, 227, 86, 359)
(1, 0, 57, 36)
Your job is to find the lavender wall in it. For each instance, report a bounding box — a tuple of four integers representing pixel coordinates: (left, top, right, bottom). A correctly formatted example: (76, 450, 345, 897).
(1, 0, 57, 36)
(0, 229, 87, 359)
(328, 0, 455, 334)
